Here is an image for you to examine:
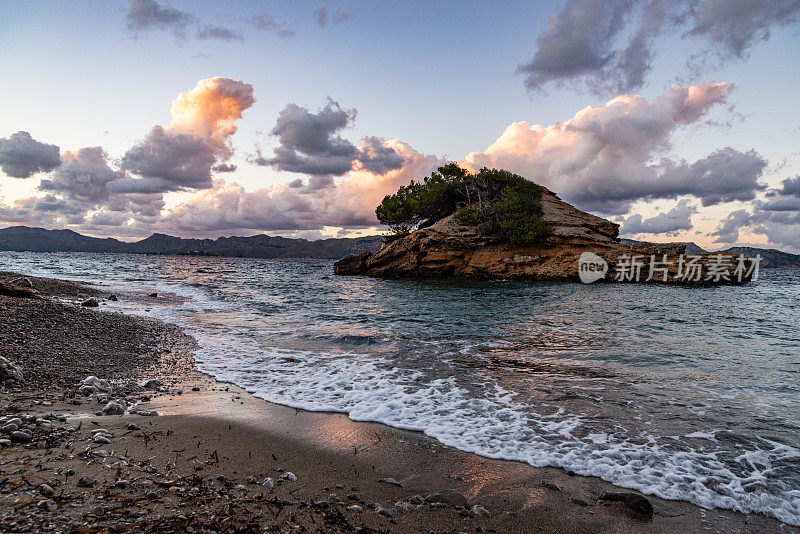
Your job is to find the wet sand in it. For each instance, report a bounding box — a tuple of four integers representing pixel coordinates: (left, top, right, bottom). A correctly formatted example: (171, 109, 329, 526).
(0, 272, 796, 533)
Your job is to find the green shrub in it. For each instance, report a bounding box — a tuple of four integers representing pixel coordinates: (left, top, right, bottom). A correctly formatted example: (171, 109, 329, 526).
(453, 206, 483, 225)
(376, 163, 551, 244)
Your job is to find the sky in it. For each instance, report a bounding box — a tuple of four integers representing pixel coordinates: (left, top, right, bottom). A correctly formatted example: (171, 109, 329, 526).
(0, 0, 799, 251)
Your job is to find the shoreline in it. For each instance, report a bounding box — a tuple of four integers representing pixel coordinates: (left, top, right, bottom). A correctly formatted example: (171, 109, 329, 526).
(0, 272, 797, 532)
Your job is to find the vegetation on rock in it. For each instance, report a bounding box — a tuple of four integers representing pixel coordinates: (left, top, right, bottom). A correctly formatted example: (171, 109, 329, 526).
(376, 164, 551, 244)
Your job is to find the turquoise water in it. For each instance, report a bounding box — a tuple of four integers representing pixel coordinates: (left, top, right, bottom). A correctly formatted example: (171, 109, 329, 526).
(2, 251, 799, 524)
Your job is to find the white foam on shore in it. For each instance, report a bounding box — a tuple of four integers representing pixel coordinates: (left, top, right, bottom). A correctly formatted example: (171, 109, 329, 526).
(140, 282, 800, 527)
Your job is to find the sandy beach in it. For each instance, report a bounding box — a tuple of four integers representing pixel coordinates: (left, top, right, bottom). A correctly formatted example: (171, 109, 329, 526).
(0, 272, 796, 533)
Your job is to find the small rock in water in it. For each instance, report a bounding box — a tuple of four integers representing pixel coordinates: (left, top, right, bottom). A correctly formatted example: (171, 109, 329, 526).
(599, 491, 653, 516)
(107, 294, 118, 301)
(149, 292, 158, 298)
(425, 489, 470, 508)
(38, 499, 56, 512)
(81, 298, 99, 307)
(262, 477, 275, 487)
(281, 472, 297, 482)
(378, 477, 403, 487)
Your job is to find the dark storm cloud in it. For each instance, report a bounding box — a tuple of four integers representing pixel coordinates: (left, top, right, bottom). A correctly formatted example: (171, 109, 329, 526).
(117, 126, 216, 193)
(620, 199, 697, 235)
(255, 99, 404, 177)
(518, 0, 800, 95)
(711, 208, 752, 244)
(212, 163, 237, 173)
(0, 131, 61, 178)
(126, 0, 195, 37)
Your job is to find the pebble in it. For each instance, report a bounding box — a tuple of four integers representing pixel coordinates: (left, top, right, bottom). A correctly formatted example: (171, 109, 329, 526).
(408, 495, 425, 505)
(101, 400, 126, 416)
(77, 476, 96, 487)
(281, 472, 297, 482)
(38, 499, 57, 512)
(2, 423, 19, 433)
(10, 431, 31, 443)
(0, 439, 11, 447)
(425, 489, 470, 508)
(262, 477, 275, 488)
(599, 491, 653, 516)
(542, 481, 562, 492)
(115, 480, 129, 488)
(93, 435, 111, 444)
(125, 422, 141, 431)
(39, 484, 55, 496)
(247, 476, 258, 484)
(346, 505, 363, 513)
(378, 477, 403, 487)
(81, 298, 99, 307)
(107, 294, 118, 301)
(90, 505, 104, 517)
(471, 505, 490, 516)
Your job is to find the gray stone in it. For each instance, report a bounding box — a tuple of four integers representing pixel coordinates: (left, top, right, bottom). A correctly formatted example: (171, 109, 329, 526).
(346, 505, 363, 513)
(101, 400, 126, 415)
(39, 484, 55, 496)
(38, 499, 56, 512)
(90, 505, 104, 517)
(81, 298, 99, 307)
(10, 431, 31, 443)
(281, 472, 297, 482)
(0, 356, 23, 382)
(599, 491, 653, 516)
(425, 489, 470, 508)
(77, 476, 95, 487)
(378, 477, 403, 487)
(2, 423, 19, 433)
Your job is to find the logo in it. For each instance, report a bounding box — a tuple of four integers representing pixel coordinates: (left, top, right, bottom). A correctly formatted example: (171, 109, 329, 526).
(578, 252, 608, 284)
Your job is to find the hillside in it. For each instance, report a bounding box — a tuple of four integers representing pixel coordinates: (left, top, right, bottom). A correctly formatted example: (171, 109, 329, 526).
(721, 246, 800, 269)
(0, 226, 382, 260)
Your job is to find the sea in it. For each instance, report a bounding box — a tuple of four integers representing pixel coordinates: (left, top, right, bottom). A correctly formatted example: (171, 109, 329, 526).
(1, 251, 799, 525)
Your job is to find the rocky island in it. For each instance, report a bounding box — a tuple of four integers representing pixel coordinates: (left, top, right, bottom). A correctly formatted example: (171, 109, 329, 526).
(335, 165, 757, 283)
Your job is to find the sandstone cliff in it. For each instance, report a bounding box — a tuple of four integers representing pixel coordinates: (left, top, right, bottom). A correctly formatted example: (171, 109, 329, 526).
(334, 188, 755, 283)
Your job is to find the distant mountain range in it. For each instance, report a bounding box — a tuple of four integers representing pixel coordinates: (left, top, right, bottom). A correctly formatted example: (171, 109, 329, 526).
(2, 226, 799, 267)
(0, 226, 383, 260)
(620, 239, 800, 269)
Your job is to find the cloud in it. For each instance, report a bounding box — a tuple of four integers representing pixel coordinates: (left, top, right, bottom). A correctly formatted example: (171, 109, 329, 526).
(126, 0, 194, 38)
(254, 98, 405, 177)
(687, 0, 800, 59)
(39, 147, 123, 202)
(163, 141, 439, 236)
(711, 175, 800, 250)
(212, 163, 237, 173)
(0, 131, 61, 178)
(620, 199, 697, 235)
(518, 0, 800, 95)
(117, 77, 255, 194)
(196, 25, 244, 42)
(251, 14, 295, 39)
(462, 82, 763, 214)
(314, 7, 353, 28)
